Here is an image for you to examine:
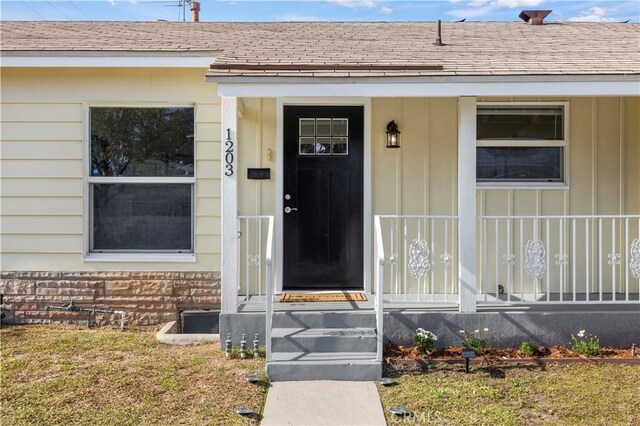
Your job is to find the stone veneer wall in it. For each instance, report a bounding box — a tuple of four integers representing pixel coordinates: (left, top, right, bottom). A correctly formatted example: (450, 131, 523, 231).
(0, 271, 220, 326)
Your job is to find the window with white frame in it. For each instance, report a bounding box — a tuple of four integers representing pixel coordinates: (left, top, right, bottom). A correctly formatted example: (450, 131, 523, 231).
(88, 106, 195, 253)
(476, 104, 566, 183)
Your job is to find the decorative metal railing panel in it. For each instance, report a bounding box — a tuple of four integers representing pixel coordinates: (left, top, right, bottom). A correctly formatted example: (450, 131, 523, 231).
(237, 216, 274, 304)
(375, 215, 459, 303)
(479, 215, 640, 304)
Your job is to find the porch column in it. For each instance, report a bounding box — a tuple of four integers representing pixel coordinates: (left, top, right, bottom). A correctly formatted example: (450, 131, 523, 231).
(458, 97, 477, 313)
(221, 97, 238, 313)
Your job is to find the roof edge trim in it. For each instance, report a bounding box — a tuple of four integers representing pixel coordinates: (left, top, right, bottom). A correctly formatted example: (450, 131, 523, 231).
(213, 76, 640, 97)
(1, 51, 218, 68)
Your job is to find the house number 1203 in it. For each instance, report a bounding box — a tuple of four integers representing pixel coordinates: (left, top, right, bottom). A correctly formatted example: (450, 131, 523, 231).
(225, 128, 234, 176)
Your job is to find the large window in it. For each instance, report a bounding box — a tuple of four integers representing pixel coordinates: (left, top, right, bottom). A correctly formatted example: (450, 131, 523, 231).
(476, 104, 566, 184)
(88, 107, 195, 254)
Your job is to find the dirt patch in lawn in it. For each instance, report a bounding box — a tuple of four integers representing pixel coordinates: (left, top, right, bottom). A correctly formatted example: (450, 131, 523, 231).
(1, 325, 267, 426)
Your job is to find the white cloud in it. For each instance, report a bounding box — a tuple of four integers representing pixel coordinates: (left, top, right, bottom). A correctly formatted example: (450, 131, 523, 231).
(326, 0, 393, 15)
(106, 0, 116, 5)
(447, 0, 546, 19)
(467, 0, 490, 6)
(567, 6, 617, 22)
(492, 0, 544, 8)
(327, 0, 378, 10)
(447, 5, 495, 18)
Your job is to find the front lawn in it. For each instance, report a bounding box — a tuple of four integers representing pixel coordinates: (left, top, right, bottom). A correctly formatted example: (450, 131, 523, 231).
(378, 362, 640, 425)
(1, 325, 266, 425)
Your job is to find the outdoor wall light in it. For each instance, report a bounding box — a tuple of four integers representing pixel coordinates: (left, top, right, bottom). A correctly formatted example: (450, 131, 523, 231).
(386, 120, 401, 148)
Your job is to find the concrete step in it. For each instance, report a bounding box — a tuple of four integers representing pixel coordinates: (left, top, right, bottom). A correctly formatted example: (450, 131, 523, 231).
(267, 352, 382, 381)
(271, 327, 377, 353)
(272, 311, 375, 329)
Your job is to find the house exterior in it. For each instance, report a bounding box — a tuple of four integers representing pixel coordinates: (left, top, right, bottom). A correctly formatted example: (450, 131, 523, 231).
(1, 18, 639, 380)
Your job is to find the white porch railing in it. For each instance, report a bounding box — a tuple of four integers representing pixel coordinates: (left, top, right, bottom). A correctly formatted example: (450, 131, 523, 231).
(375, 215, 460, 303)
(237, 215, 274, 361)
(479, 215, 640, 304)
(237, 216, 274, 305)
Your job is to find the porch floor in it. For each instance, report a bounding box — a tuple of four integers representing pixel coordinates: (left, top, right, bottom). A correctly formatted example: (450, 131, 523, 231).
(237, 294, 639, 313)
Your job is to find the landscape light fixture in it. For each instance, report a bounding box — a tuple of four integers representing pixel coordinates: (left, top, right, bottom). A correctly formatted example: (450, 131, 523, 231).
(386, 120, 401, 148)
(234, 406, 255, 416)
(245, 374, 260, 384)
(389, 405, 411, 417)
(461, 349, 477, 373)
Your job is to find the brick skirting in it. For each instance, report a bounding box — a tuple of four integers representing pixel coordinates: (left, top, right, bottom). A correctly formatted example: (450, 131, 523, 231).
(0, 271, 220, 326)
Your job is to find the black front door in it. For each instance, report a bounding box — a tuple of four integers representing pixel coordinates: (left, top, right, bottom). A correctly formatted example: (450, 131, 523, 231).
(283, 105, 364, 290)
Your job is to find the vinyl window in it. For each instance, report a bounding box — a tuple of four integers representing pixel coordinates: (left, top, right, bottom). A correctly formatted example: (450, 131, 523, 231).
(88, 106, 195, 253)
(476, 104, 567, 184)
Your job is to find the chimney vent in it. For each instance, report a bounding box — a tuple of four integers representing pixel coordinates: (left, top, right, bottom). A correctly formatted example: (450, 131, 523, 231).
(519, 10, 551, 25)
(433, 20, 445, 46)
(191, 1, 201, 22)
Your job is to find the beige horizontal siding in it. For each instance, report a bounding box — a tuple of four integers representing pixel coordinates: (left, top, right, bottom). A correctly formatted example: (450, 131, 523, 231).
(195, 122, 221, 142)
(196, 179, 221, 198)
(1, 141, 83, 160)
(1, 234, 82, 253)
(1, 178, 83, 197)
(195, 216, 221, 236)
(0, 68, 221, 272)
(1, 86, 213, 104)
(195, 160, 221, 179)
(2, 197, 83, 216)
(0, 103, 83, 122)
(1, 159, 83, 178)
(1, 122, 83, 141)
(197, 142, 221, 160)
(0, 215, 83, 235)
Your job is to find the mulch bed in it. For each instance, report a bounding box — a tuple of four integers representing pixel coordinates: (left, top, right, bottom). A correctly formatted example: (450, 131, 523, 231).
(384, 344, 640, 366)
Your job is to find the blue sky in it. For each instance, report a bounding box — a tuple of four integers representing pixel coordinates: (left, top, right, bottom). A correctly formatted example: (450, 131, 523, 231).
(1, 0, 638, 23)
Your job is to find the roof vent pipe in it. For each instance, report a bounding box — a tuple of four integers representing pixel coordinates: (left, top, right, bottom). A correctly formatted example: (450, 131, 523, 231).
(519, 10, 552, 25)
(433, 20, 445, 46)
(191, 1, 201, 22)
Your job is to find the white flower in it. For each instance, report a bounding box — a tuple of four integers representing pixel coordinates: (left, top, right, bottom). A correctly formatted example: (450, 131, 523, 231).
(577, 330, 586, 338)
(483, 327, 489, 332)
(459, 330, 465, 334)
(474, 329, 480, 334)
(415, 328, 438, 341)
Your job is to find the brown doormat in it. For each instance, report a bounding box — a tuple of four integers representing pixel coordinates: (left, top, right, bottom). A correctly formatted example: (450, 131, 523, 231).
(280, 292, 367, 302)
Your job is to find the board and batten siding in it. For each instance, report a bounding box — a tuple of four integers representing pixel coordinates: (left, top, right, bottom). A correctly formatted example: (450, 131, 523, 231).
(236, 96, 639, 295)
(0, 68, 222, 272)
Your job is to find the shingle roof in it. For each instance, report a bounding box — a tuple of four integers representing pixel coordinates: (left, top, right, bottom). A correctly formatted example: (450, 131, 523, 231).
(1, 21, 639, 78)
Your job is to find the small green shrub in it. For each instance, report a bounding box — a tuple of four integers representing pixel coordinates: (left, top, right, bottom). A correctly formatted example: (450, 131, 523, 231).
(571, 330, 600, 356)
(460, 328, 490, 355)
(519, 341, 537, 356)
(414, 328, 437, 355)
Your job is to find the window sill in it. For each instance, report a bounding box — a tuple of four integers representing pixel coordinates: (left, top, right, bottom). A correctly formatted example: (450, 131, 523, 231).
(83, 253, 196, 263)
(477, 182, 569, 190)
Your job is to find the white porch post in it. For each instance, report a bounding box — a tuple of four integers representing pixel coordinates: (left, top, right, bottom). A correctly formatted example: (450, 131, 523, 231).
(458, 96, 477, 313)
(221, 97, 238, 313)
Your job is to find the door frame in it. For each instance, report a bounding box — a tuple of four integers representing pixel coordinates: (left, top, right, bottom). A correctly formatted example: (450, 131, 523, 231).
(275, 97, 372, 294)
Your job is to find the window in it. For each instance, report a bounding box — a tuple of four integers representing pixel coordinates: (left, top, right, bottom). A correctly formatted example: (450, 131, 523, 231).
(476, 105, 566, 184)
(298, 118, 349, 155)
(88, 107, 195, 254)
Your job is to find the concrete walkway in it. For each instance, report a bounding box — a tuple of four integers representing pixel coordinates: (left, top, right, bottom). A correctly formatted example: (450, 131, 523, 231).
(261, 381, 386, 425)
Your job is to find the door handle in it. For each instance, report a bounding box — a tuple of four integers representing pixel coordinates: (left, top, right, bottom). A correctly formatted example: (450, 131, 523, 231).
(284, 206, 298, 214)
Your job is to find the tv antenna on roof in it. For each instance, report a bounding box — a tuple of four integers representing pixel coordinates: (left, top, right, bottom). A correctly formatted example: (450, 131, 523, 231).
(142, 0, 194, 21)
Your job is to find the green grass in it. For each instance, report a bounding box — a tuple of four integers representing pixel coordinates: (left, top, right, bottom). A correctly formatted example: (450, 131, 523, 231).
(379, 362, 640, 425)
(1, 325, 267, 425)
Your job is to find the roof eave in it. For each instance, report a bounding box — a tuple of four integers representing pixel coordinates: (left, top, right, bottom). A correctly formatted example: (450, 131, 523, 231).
(210, 74, 640, 98)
